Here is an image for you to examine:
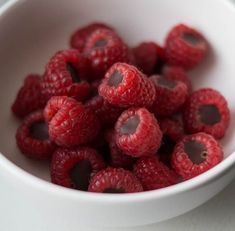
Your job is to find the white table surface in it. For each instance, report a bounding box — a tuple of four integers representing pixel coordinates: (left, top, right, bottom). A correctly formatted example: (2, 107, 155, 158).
(0, 0, 234, 230)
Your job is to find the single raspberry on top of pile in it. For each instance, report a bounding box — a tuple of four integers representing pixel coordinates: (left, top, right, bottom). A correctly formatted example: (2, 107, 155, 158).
(70, 22, 113, 52)
(165, 24, 208, 69)
(99, 62, 156, 108)
(171, 132, 223, 180)
(42, 50, 91, 101)
(44, 96, 100, 147)
(88, 168, 143, 193)
(84, 28, 131, 79)
(115, 107, 162, 157)
(12, 74, 47, 118)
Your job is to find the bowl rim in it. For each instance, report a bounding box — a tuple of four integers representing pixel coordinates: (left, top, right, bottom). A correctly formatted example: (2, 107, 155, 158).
(0, 0, 235, 204)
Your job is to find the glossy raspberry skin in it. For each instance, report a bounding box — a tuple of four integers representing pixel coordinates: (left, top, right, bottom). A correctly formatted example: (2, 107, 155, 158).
(150, 75, 189, 117)
(162, 65, 192, 92)
(84, 29, 131, 79)
(85, 95, 123, 127)
(172, 133, 223, 180)
(115, 108, 162, 157)
(99, 63, 156, 108)
(44, 96, 100, 147)
(88, 168, 143, 193)
(183, 88, 230, 139)
(134, 157, 179, 191)
(16, 110, 56, 159)
(70, 22, 113, 52)
(165, 24, 208, 69)
(51, 147, 105, 190)
(106, 130, 135, 169)
(42, 50, 91, 101)
(133, 42, 158, 75)
(12, 74, 47, 118)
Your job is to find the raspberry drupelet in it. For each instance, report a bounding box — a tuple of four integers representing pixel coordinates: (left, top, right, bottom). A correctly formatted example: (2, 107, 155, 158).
(84, 28, 131, 79)
(51, 147, 105, 190)
(88, 168, 143, 193)
(150, 75, 189, 117)
(42, 50, 91, 101)
(44, 96, 100, 147)
(16, 110, 56, 159)
(171, 132, 223, 180)
(183, 88, 230, 139)
(115, 107, 162, 157)
(99, 63, 156, 108)
(12, 74, 47, 118)
(165, 24, 208, 69)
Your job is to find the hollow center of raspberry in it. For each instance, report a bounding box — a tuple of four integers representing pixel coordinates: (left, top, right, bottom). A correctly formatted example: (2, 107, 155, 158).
(94, 39, 107, 48)
(69, 160, 92, 191)
(108, 70, 123, 87)
(120, 115, 140, 135)
(182, 32, 200, 46)
(29, 122, 49, 140)
(158, 135, 176, 158)
(198, 104, 221, 125)
(158, 78, 177, 89)
(103, 188, 125, 193)
(66, 62, 81, 83)
(184, 141, 207, 164)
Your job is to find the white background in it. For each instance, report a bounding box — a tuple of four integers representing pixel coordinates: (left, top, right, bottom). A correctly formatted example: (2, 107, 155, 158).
(0, 0, 234, 230)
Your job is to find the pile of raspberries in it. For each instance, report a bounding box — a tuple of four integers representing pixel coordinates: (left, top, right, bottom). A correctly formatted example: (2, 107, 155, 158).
(12, 23, 230, 193)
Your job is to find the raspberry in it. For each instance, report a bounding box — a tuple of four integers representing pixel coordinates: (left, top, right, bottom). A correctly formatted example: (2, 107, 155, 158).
(150, 75, 189, 117)
(105, 130, 135, 169)
(70, 22, 113, 52)
(12, 74, 47, 118)
(16, 110, 56, 159)
(165, 24, 208, 69)
(115, 108, 162, 157)
(183, 88, 230, 139)
(42, 50, 91, 101)
(158, 118, 185, 167)
(85, 95, 123, 127)
(99, 63, 156, 108)
(44, 96, 100, 147)
(134, 157, 178, 191)
(51, 147, 105, 190)
(162, 65, 192, 92)
(132, 42, 158, 75)
(88, 168, 143, 193)
(84, 29, 131, 79)
(171, 132, 223, 180)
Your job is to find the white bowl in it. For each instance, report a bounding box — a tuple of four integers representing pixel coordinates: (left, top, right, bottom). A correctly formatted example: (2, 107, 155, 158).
(0, 0, 235, 230)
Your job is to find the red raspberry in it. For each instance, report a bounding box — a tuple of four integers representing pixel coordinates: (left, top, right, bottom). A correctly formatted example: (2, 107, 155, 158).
(42, 50, 91, 101)
(183, 88, 230, 139)
(99, 63, 156, 108)
(165, 24, 208, 69)
(70, 22, 113, 52)
(84, 29, 131, 79)
(133, 157, 179, 191)
(88, 168, 143, 193)
(16, 110, 56, 159)
(150, 75, 189, 117)
(115, 108, 162, 157)
(162, 65, 192, 92)
(44, 96, 100, 147)
(51, 147, 105, 190)
(132, 42, 158, 75)
(85, 95, 123, 127)
(171, 132, 223, 180)
(105, 130, 135, 169)
(12, 74, 47, 118)
(158, 117, 185, 167)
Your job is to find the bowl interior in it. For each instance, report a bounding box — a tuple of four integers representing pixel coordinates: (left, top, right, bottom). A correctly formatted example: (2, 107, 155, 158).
(0, 0, 235, 182)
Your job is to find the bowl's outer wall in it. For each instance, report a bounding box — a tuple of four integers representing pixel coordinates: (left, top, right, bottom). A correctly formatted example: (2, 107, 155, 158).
(0, 0, 235, 229)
